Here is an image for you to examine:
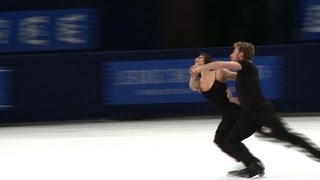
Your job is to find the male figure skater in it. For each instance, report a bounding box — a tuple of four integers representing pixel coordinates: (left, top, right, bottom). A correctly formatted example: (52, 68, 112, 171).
(191, 42, 320, 178)
(189, 52, 245, 174)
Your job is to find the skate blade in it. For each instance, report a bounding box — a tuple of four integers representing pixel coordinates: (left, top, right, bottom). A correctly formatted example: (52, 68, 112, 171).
(237, 172, 265, 179)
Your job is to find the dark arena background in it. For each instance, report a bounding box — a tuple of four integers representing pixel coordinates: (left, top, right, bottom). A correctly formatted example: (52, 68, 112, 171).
(0, 1, 320, 179)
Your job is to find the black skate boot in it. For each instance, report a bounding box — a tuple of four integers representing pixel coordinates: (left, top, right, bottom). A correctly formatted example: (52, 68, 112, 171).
(236, 161, 265, 178)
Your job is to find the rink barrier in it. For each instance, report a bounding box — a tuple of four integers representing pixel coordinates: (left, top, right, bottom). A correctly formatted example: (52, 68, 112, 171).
(0, 43, 319, 122)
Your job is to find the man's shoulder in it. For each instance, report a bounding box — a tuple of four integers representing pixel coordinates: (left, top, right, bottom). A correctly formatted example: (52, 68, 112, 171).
(239, 59, 252, 64)
(239, 60, 255, 67)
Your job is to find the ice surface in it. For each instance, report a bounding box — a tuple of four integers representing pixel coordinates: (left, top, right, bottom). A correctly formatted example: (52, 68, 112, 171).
(0, 116, 319, 180)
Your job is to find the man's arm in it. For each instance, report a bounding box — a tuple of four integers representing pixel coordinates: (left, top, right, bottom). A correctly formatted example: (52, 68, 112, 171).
(221, 68, 237, 81)
(192, 61, 241, 74)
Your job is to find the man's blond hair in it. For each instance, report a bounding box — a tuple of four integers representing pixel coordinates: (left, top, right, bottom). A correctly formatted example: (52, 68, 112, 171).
(233, 41, 255, 61)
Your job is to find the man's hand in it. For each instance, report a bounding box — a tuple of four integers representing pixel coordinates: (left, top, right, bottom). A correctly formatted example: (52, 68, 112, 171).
(189, 65, 199, 78)
(191, 65, 202, 74)
(226, 89, 233, 99)
(226, 88, 240, 105)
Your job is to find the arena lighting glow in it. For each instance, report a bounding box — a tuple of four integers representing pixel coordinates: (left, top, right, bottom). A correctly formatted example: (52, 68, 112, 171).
(297, 0, 320, 40)
(0, 9, 98, 52)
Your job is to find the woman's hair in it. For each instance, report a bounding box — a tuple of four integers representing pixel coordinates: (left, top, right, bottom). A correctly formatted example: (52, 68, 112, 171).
(233, 41, 255, 61)
(199, 52, 212, 64)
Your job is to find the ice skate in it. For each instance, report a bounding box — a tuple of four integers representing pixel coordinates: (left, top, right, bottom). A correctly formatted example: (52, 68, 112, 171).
(236, 161, 265, 178)
(227, 161, 246, 176)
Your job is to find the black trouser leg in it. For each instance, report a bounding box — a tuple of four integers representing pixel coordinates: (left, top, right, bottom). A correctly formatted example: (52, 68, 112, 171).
(214, 119, 242, 162)
(224, 114, 262, 166)
(258, 111, 320, 161)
